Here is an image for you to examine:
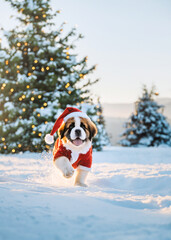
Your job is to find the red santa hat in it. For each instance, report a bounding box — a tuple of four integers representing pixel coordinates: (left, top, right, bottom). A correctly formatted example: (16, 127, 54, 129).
(45, 107, 90, 144)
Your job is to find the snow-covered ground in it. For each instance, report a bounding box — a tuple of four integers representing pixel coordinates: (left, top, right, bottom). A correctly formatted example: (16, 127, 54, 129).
(0, 147, 171, 240)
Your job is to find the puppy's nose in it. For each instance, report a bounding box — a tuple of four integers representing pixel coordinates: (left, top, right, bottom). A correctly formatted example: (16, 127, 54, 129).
(75, 129, 81, 136)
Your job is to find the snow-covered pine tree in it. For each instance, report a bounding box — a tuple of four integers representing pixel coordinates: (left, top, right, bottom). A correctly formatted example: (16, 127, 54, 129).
(0, 0, 108, 153)
(119, 86, 171, 147)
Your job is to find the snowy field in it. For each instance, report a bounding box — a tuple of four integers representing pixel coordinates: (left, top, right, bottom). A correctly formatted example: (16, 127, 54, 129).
(0, 147, 171, 240)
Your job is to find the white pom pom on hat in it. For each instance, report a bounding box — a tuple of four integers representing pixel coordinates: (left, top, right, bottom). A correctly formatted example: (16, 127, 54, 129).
(45, 134, 54, 145)
(45, 107, 90, 144)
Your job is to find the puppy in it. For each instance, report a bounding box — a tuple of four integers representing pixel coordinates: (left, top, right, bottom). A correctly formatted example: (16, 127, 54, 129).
(45, 107, 97, 187)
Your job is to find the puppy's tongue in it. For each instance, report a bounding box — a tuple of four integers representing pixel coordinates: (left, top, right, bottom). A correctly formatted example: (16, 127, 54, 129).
(73, 138, 83, 146)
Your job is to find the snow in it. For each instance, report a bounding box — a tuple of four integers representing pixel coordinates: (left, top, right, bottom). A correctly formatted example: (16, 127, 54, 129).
(4, 102, 14, 110)
(0, 147, 171, 240)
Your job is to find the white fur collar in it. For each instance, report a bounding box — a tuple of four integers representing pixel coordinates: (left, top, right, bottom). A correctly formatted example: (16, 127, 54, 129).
(62, 139, 92, 164)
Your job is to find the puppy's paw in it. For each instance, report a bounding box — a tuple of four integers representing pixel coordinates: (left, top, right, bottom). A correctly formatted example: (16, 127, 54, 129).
(63, 167, 74, 178)
(74, 182, 88, 187)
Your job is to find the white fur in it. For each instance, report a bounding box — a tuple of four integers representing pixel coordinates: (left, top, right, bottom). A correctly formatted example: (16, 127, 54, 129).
(74, 169, 89, 187)
(54, 156, 74, 178)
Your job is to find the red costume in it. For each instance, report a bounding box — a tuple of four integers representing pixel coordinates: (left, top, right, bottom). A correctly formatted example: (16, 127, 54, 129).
(53, 139, 92, 171)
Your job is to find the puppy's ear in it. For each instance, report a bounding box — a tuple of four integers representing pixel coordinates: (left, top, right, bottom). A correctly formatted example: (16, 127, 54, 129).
(88, 120, 98, 140)
(58, 123, 65, 139)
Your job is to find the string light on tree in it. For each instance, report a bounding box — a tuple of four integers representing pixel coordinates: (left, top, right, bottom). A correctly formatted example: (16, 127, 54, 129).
(65, 83, 70, 88)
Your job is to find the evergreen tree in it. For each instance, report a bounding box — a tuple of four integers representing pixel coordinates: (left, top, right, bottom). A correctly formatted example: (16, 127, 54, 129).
(119, 86, 171, 147)
(0, 0, 108, 153)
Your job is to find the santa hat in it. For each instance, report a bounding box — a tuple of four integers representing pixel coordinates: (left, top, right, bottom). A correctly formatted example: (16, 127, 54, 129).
(45, 107, 90, 144)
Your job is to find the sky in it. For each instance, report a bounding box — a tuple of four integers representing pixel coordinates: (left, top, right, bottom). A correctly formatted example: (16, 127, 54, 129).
(0, 0, 171, 103)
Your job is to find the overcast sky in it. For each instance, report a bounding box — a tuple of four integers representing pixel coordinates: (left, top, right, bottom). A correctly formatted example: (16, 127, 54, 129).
(0, 0, 171, 103)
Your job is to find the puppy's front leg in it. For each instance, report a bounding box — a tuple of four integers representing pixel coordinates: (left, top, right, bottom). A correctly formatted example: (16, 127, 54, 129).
(74, 169, 89, 187)
(54, 156, 74, 178)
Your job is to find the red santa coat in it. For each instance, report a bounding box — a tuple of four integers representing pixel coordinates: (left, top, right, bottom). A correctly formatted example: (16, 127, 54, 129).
(53, 139, 92, 171)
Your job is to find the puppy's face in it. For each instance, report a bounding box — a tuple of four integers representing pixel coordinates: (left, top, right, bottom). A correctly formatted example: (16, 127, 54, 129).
(58, 117, 97, 147)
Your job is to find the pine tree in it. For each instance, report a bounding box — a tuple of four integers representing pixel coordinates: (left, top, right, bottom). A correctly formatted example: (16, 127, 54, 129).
(0, 0, 107, 153)
(119, 86, 171, 147)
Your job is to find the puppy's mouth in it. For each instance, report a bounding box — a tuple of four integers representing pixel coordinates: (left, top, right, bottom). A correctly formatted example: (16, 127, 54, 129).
(72, 138, 84, 146)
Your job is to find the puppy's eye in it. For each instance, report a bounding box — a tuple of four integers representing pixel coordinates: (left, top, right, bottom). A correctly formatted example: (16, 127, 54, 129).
(81, 123, 86, 129)
(69, 123, 75, 129)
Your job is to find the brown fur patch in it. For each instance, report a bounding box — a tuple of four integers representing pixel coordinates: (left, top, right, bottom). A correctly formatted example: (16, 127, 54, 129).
(64, 117, 75, 128)
(58, 122, 65, 139)
(58, 118, 75, 139)
(80, 117, 98, 139)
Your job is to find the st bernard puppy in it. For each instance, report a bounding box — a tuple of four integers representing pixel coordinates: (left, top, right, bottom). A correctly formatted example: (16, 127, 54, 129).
(45, 107, 97, 187)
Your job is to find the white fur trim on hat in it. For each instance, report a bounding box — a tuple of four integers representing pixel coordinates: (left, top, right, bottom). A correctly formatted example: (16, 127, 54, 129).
(64, 112, 90, 122)
(45, 134, 54, 144)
